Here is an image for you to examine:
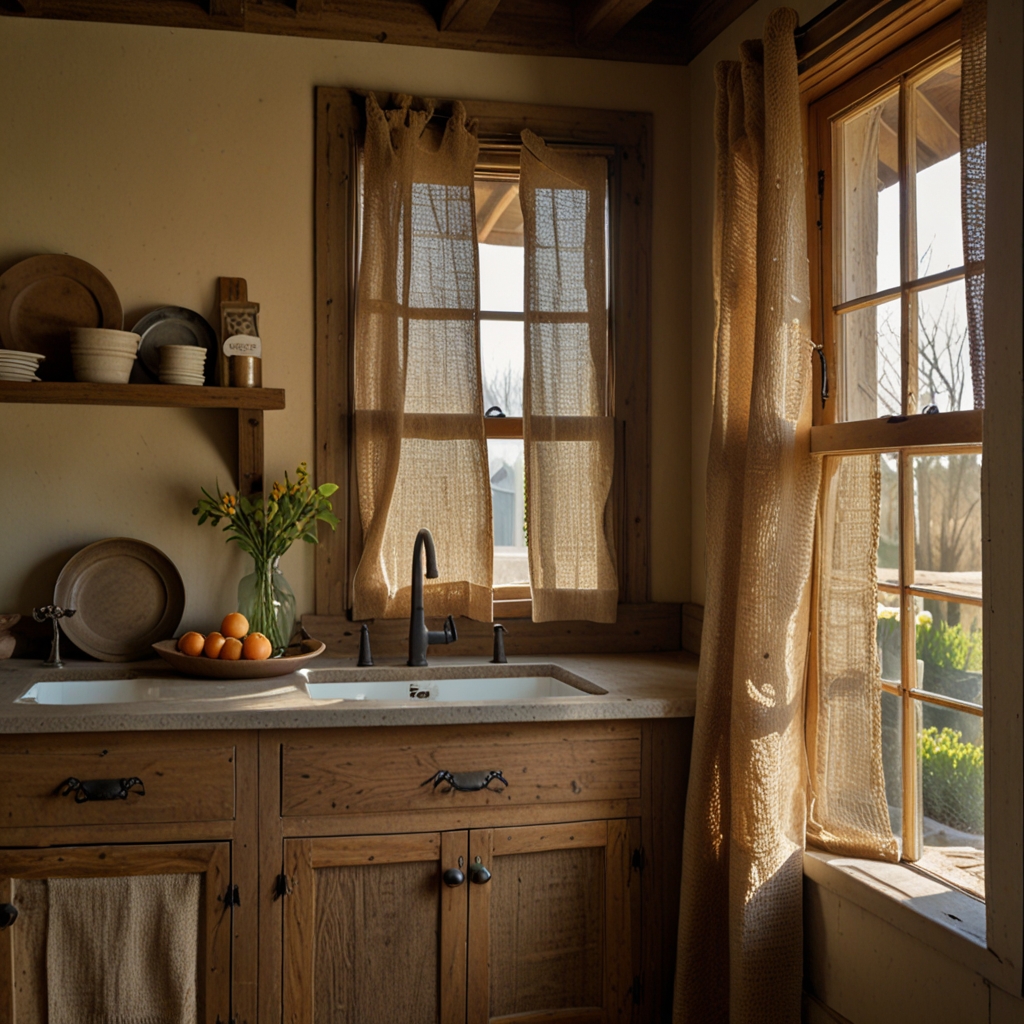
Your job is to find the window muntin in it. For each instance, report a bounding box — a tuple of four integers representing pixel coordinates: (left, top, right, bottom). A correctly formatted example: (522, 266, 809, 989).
(831, 50, 971, 423)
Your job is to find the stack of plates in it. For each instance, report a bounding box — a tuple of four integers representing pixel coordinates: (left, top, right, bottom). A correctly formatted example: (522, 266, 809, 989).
(159, 344, 207, 386)
(0, 350, 45, 381)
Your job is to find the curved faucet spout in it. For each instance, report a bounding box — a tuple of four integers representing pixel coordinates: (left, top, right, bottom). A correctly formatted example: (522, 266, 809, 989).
(408, 528, 456, 666)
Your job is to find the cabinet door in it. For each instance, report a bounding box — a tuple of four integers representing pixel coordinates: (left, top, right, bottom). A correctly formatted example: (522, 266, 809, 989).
(467, 819, 635, 1024)
(0, 842, 232, 1024)
(283, 831, 468, 1024)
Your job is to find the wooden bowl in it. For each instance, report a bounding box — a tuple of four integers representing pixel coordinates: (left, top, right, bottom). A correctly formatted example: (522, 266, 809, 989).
(152, 637, 326, 679)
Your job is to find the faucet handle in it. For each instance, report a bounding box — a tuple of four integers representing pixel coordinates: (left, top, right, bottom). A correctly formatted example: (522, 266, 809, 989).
(491, 623, 508, 664)
(443, 615, 458, 644)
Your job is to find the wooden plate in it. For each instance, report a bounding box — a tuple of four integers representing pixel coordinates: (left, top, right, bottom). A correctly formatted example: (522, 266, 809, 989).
(152, 638, 326, 678)
(55, 538, 185, 662)
(0, 255, 123, 381)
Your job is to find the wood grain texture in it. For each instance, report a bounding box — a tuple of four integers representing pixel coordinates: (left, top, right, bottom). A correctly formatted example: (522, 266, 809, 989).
(314, 88, 361, 617)
(603, 818, 632, 1022)
(639, 718, 691, 1022)
(303, 602, 681, 657)
(466, 827, 493, 1024)
(281, 721, 641, 818)
(238, 407, 265, 495)
(490, 819, 608, 856)
(310, 831, 440, 868)
(0, 380, 285, 409)
(574, 0, 654, 45)
(259, 732, 286, 1024)
(0, 0, 744, 65)
(440, 830, 470, 1024)
(810, 409, 982, 455)
(10, 878, 47, 1024)
(230, 732, 260, 1024)
(283, 838, 315, 1024)
(0, 741, 235, 829)
(439, 0, 500, 32)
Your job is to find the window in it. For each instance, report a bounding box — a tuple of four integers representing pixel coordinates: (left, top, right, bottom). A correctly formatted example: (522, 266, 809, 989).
(809, 15, 985, 898)
(312, 91, 667, 652)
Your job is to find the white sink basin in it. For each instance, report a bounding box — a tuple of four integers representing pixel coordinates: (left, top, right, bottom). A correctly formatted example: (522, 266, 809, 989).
(303, 675, 602, 702)
(17, 678, 301, 705)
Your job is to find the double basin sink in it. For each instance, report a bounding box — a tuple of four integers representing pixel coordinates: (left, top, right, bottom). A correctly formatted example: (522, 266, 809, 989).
(16, 666, 606, 706)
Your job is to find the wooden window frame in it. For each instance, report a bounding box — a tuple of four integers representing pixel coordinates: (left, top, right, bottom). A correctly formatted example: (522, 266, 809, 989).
(804, 3, 1024, 995)
(310, 88, 681, 654)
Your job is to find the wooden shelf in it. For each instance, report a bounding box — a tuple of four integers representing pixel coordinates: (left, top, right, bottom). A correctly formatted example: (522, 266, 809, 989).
(0, 381, 285, 410)
(0, 381, 285, 495)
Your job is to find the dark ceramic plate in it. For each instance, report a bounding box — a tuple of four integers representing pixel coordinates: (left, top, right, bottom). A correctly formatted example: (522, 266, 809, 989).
(131, 306, 217, 384)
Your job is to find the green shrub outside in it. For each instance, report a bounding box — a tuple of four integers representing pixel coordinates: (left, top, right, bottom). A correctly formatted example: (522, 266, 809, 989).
(917, 619, 983, 672)
(918, 726, 984, 834)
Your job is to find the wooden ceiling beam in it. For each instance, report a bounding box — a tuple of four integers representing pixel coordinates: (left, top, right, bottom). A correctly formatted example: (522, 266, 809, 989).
(574, 0, 655, 46)
(439, 0, 500, 34)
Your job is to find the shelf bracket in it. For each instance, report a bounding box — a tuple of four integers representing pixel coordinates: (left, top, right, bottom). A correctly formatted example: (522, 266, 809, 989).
(238, 408, 264, 496)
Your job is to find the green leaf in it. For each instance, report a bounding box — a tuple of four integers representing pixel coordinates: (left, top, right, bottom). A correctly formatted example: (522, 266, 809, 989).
(302, 534, 318, 544)
(318, 483, 339, 498)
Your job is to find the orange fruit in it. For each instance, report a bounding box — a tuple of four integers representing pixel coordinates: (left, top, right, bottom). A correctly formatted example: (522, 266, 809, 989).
(204, 632, 226, 658)
(220, 636, 243, 660)
(177, 632, 205, 657)
(242, 632, 272, 660)
(221, 612, 249, 640)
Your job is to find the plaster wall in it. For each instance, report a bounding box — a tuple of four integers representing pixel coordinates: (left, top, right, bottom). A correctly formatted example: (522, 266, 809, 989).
(0, 18, 690, 629)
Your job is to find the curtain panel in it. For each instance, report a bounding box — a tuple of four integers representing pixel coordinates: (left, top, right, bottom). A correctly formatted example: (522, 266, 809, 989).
(519, 130, 618, 624)
(351, 94, 494, 622)
(674, 10, 821, 1023)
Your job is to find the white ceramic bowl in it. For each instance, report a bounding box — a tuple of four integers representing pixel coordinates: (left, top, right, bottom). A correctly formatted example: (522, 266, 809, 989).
(70, 328, 141, 353)
(72, 349, 137, 384)
(159, 371, 205, 387)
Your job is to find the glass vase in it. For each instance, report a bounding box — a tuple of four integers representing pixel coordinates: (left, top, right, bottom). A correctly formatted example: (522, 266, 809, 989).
(237, 556, 296, 655)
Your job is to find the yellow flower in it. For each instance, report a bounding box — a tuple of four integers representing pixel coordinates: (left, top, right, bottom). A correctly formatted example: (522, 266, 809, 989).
(917, 610, 933, 626)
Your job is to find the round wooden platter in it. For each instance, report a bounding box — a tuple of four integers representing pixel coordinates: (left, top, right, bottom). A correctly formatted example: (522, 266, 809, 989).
(152, 638, 326, 679)
(55, 538, 185, 662)
(0, 254, 123, 381)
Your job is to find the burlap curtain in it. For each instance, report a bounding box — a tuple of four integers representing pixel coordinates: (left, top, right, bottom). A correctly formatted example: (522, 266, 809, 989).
(519, 130, 618, 623)
(674, 10, 821, 1023)
(961, 0, 986, 407)
(351, 94, 493, 622)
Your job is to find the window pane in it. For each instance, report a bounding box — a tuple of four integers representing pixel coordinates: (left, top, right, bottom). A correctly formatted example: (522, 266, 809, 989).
(878, 452, 899, 585)
(481, 320, 523, 418)
(916, 280, 972, 411)
(914, 596, 983, 706)
(916, 701, 984, 899)
(836, 91, 900, 304)
(914, 58, 964, 279)
(912, 453, 982, 587)
(488, 439, 529, 585)
(877, 592, 902, 683)
(838, 297, 901, 419)
(881, 689, 903, 839)
(476, 179, 523, 311)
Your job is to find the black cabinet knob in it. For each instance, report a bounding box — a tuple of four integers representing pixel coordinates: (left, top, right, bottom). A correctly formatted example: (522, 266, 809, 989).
(442, 868, 465, 887)
(469, 856, 491, 884)
(0, 903, 18, 929)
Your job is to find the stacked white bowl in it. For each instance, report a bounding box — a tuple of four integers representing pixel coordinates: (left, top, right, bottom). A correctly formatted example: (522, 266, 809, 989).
(0, 350, 45, 381)
(159, 345, 206, 386)
(70, 328, 141, 384)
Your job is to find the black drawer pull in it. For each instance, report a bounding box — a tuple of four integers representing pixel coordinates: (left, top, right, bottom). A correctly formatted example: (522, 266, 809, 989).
(59, 777, 145, 802)
(421, 770, 508, 793)
(0, 903, 17, 929)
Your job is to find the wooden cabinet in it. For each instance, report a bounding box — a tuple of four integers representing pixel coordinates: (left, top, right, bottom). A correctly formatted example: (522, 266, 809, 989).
(0, 842, 232, 1023)
(0, 716, 691, 1024)
(280, 822, 635, 1024)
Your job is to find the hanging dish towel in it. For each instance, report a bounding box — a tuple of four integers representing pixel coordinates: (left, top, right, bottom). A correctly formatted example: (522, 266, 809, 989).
(46, 874, 200, 1024)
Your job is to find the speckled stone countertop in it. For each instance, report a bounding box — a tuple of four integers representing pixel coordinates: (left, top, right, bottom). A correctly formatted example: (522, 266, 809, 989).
(0, 652, 698, 733)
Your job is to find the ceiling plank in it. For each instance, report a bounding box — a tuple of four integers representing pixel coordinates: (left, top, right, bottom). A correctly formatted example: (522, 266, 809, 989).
(294, 0, 322, 15)
(574, 0, 655, 46)
(680, 0, 760, 63)
(208, 0, 244, 21)
(439, 0, 500, 33)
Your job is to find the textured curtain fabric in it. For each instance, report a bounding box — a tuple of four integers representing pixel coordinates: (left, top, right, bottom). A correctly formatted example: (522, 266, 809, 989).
(806, 455, 899, 860)
(961, 0, 986, 407)
(519, 130, 618, 623)
(674, 10, 821, 1023)
(351, 94, 493, 622)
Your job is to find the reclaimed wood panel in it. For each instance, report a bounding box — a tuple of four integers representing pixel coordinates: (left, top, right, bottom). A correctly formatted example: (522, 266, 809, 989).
(280, 722, 641, 818)
(303, 601, 681, 657)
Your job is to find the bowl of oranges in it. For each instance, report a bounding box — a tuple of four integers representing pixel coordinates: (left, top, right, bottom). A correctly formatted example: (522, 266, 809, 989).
(153, 613, 326, 679)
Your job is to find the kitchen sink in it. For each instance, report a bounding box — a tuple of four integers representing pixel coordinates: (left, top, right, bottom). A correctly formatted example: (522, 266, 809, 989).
(303, 672, 605, 702)
(16, 678, 302, 705)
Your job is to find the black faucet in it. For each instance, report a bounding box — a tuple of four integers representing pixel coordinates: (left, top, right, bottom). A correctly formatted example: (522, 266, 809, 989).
(408, 528, 458, 667)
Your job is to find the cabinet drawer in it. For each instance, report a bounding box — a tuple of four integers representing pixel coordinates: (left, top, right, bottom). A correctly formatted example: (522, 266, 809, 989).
(0, 740, 236, 829)
(280, 721, 641, 818)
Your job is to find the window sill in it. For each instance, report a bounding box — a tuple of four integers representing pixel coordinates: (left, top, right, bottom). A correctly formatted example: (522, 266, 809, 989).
(804, 848, 1016, 991)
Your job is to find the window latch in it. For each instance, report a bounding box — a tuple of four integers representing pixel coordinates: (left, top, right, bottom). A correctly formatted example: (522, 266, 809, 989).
(813, 344, 829, 409)
(484, 405, 506, 418)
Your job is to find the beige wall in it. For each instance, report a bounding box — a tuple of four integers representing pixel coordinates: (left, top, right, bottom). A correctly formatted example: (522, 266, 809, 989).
(0, 18, 690, 630)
